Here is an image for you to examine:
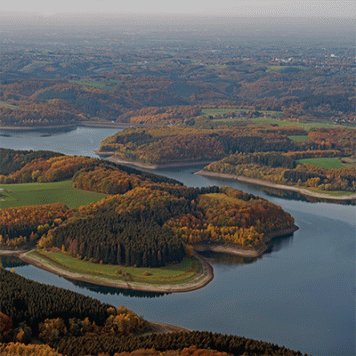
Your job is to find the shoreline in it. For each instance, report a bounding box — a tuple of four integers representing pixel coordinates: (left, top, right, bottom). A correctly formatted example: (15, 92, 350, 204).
(194, 225, 298, 258)
(2, 225, 298, 290)
(99, 155, 213, 170)
(196, 170, 356, 203)
(0, 124, 78, 131)
(0, 122, 134, 131)
(0, 249, 27, 256)
(18, 251, 214, 293)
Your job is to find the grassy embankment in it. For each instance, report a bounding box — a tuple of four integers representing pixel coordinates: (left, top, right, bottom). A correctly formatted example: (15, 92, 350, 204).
(23, 249, 208, 288)
(0, 180, 106, 209)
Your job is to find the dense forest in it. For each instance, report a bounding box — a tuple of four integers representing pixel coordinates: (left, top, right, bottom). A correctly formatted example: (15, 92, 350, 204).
(0, 269, 300, 355)
(0, 149, 295, 266)
(99, 126, 298, 164)
(0, 148, 61, 176)
(99, 125, 355, 166)
(98, 126, 355, 193)
(43, 184, 294, 265)
(0, 148, 180, 185)
(0, 204, 70, 249)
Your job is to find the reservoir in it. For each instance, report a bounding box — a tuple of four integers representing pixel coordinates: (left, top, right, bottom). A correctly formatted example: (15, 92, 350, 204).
(1, 127, 355, 355)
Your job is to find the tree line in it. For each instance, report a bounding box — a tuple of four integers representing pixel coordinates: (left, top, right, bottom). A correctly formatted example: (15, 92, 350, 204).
(0, 268, 300, 355)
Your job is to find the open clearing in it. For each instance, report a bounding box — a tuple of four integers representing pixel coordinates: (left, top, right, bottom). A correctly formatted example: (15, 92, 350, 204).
(23, 249, 209, 288)
(202, 108, 349, 131)
(267, 65, 307, 73)
(249, 118, 343, 130)
(288, 135, 309, 142)
(202, 107, 282, 117)
(297, 157, 350, 169)
(0, 180, 106, 209)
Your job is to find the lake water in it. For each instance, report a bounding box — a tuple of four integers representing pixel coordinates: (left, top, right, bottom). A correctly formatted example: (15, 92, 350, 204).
(1, 128, 355, 355)
(0, 127, 118, 157)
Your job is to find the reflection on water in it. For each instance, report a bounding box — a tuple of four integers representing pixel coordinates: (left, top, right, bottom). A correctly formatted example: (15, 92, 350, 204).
(2, 128, 355, 356)
(0, 127, 120, 157)
(198, 233, 294, 266)
(0, 256, 27, 269)
(266, 233, 295, 254)
(72, 280, 168, 298)
(198, 251, 256, 265)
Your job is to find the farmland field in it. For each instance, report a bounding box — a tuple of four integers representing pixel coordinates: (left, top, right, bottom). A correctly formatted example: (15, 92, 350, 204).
(0, 180, 106, 209)
(297, 157, 349, 169)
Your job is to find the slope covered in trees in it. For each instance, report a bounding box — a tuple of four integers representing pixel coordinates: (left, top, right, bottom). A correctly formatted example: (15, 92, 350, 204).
(0, 149, 61, 176)
(0, 149, 296, 267)
(41, 184, 295, 265)
(204, 146, 356, 193)
(0, 149, 180, 186)
(0, 102, 79, 128)
(99, 127, 297, 165)
(0, 268, 149, 346)
(0, 269, 300, 355)
(0, 204, 70, 249)
(167, 187, 295, 249)
(0, 155, 97, 184)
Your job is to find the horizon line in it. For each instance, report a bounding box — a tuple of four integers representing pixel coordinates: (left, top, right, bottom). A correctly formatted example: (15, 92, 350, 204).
(0, 11, 354, 19)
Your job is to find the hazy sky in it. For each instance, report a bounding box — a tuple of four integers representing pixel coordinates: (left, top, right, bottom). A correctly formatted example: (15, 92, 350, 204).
(1, 0, 354, 17)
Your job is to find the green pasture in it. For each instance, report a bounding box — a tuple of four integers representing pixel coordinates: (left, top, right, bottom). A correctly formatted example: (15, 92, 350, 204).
(297, 157, 349, 169)
(0, 180, 106, 209)
(29, 250, 203, 285)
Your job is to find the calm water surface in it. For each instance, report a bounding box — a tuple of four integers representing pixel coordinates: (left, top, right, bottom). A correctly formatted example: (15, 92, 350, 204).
(1, 128, 355, 355)
(0, 127, 119, 157)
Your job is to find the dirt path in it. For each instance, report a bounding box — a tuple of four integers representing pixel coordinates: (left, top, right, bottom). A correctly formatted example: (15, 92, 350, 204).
(196, 170, 356, 202)
(19, 251, 214, 293)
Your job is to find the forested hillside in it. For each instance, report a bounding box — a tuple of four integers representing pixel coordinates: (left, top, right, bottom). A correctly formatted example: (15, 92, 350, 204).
(0, 149, 61, 176)
(0, 149, 296, 267)
(0, 269, 301, 355)
(0, 149, 180, 185)
(204, 128, 356, 194)
(99, 126, 298, 164)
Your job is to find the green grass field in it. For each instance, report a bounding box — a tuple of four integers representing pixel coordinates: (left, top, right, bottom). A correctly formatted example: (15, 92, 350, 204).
(203, 112, 347, 131)
(29, 250, 203, 285)
(0, 180, 106, 209)
(74, 80, 116, 91)
(250, 118, 344, 130)
(213, 117, 337, 130)
(267, 65, 307, 73)
(202, 107, 282, 117)
(297, 157, 348, 169)
(288, 135, 309, 142)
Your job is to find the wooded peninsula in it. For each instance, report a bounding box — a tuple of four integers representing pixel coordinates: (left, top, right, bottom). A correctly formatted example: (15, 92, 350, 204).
(98, 119, 355, 203)
(0, 148, 297, 292)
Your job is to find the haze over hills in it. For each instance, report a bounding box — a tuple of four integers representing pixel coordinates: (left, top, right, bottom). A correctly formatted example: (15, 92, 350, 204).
(0, 3, 355, 355)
